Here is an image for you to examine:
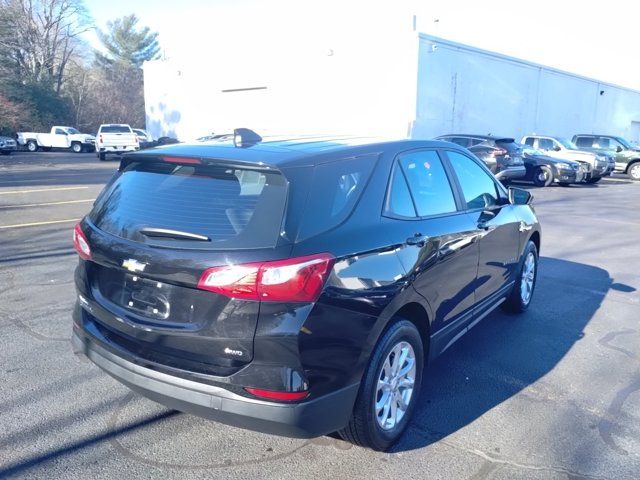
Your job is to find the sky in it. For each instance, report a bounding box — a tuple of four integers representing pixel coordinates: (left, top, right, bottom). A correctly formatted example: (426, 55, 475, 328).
(83, 0, 639, 90)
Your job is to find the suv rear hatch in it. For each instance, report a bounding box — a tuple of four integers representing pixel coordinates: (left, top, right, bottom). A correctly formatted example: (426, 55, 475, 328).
(81, 155, 290, 376)
(493, 138, 524, 166)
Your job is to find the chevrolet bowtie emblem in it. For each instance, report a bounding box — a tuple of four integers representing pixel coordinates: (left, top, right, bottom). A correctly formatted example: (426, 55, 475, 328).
(122, 258, 146, 273)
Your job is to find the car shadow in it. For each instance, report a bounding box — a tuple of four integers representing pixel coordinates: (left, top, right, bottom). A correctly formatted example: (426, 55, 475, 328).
(393, 256, 618, 453)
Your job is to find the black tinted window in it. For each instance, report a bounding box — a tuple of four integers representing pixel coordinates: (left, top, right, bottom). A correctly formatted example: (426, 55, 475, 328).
(297, 155, 376, 240)
(387, 164, 417, 217)
(447, 151, 499, 209)
(100, 125, 132, 133)
(90, 161, 287, 249)
(398, 150, 457, 217)
(524, 137, 534, 147)
(538, 138, 555, 150)
(575, 137, 594, 148)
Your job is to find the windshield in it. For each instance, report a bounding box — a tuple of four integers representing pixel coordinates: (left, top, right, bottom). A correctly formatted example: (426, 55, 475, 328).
(615, 137, 633, 149)
(556, 138, 579, 150)
(66, 127, 80, 134)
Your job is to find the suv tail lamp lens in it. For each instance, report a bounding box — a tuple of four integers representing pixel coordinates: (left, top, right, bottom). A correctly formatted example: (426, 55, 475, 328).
(197, 253, 334, 302)
(73, 223, 92, 260)
(244, 387, 309, 402)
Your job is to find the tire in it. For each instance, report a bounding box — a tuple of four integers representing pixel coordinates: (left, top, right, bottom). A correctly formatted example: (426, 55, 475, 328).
(503, 240, 538, 314)
(338, 319, 424, 451)
(98, 151, 106, 161)
(532, 166, 553, 187)
(26, 140, 38, 152)
(71, 142, 83, 153)
(628, 162, 640, 181)
(586, 176, 602, 184)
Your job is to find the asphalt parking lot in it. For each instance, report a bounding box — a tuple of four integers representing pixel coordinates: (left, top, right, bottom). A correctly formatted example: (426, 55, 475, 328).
(1, 151, 639, 480)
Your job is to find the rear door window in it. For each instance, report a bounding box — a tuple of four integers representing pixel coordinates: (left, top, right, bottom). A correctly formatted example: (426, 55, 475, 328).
(523, 137, 535, 147)
(297, 155, 376, 240)
(386, 164, 417, 218)
(90, 160, 288, 249)
(397, 150, 457, 217)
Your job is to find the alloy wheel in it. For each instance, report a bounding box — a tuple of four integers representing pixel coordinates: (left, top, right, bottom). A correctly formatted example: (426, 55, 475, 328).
(374, 341, 416, 430)
(520, 252, 536, 305)
(629, 163, 640, 180)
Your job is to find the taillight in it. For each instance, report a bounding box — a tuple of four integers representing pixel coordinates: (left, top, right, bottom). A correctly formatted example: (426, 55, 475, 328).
(99, 134, 103, 143)
(490, 147, 508, 157)
(73, 223, 92, 260)
(244, 387, 309, 402)
(197, 253, 335, 302)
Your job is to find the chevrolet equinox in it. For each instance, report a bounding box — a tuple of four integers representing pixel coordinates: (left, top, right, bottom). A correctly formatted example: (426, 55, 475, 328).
(72, 132, 541, 451)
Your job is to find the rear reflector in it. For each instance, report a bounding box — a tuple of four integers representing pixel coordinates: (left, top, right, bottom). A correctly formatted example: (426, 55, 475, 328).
(197, 253, 335, 302)
(73, 223, 92, 260)
(244, 387, 309, 402)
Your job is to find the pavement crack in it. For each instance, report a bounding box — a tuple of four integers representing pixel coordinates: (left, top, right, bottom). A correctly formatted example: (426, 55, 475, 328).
(598, 372, 640, 456)
(598, 329, 636, 358)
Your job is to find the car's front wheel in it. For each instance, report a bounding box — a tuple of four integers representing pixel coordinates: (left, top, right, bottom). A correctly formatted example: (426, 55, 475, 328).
(533, 166, 553, 187)
(503, 240, 538, 313)
(339, 319, 424, 451)
(628, 162, 640, 181)
(586, 176, 602, 184)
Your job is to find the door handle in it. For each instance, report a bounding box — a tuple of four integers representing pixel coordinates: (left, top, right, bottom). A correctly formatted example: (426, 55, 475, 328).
(406, 233, 429, 247)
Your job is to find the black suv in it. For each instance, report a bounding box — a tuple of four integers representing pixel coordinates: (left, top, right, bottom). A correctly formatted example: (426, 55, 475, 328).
(434, 135, 526, 181)
(72, 133, 541, 451)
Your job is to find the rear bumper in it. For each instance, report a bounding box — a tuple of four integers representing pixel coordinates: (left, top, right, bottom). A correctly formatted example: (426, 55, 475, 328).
(495, 165, 526, 180)
(72, 330, 359, 438)
(98, 145, 139, 154)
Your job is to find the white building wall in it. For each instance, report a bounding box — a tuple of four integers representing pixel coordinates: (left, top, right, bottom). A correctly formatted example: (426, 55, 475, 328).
(412, 34, 640, 142)
(143, 32, 640, 144)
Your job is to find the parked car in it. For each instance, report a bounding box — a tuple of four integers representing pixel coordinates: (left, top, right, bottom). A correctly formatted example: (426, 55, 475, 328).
(71, 133, 541, 451)
(517, 143, 585, 187)
(435, 135, 526, 181)
(133, 128, 154, 149)
(572, 134, 640, 180)
(16, 126, 95, 153)
(520, 135, 611, 183)
(95, 124, 139, 161)
(0, 135, 17, 155)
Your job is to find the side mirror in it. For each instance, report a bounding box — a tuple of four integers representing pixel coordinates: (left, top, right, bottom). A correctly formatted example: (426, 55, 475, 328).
(553, 146, 561, 152)
(508, 187, 533, 205)
(616, 146, 623, 153)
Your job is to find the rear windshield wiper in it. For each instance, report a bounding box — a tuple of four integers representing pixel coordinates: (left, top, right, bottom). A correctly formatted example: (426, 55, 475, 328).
(139, 227, 210, 242)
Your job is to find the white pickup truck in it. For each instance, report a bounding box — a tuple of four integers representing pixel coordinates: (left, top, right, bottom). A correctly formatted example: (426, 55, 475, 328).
(96, 124, 139, 161)
(17, 126, 95, 153)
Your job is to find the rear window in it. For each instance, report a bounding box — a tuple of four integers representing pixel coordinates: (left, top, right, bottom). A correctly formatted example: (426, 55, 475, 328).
(100, 125, 132, 133)
(296, 155, 377, 241)
(89, 160, 288, 249)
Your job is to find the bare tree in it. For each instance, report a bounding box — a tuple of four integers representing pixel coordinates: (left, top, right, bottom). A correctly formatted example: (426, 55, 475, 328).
(0, 0, 91, 92)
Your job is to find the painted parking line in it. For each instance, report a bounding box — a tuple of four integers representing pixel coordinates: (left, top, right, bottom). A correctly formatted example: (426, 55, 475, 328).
(0, 186, 89, 195)
(0, 218, 79, 229)
(0, 199, 94, 209)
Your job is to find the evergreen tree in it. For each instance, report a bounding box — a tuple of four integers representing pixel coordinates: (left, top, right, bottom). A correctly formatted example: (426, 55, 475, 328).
(96, 14, 161, 68)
